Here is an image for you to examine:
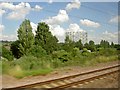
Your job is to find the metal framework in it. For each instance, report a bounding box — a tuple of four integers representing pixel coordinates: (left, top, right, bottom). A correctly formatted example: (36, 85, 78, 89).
(65, 31, 88, 44)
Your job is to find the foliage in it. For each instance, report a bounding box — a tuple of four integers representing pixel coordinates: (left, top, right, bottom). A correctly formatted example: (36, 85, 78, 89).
(85, 55, 118, 66)
(52, 50, 72, 62)
(2, 46, 13, 61)
(10, 40, 23, 59)
(88, 40, 96, 52)
(2, 59, 53, 78)
(100, 40, 110, 48)
(84, 43, 89, 49)
(110, 42, 114, 48)
(2, 19, 120, 78)
(17, 19, 34, 55)
(71, 47, 80, 57)
(114, 44, 120, 50)
(0, 61, 2, 75)
(28, 45, 47, 58)
(97, 48, 117, 56)
(35, 22, 59, 54)
(82, 48, 90, 56)
(63, 36, 75, 52)
(75, 39, 83, 50)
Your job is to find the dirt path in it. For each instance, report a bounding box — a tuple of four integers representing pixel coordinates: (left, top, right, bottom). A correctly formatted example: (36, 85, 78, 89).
(2, 60, 120, 89)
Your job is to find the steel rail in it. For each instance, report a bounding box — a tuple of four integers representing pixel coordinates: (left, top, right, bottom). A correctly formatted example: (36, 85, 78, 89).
(3, 64, 120, 90)
(49, 69, 119, 89)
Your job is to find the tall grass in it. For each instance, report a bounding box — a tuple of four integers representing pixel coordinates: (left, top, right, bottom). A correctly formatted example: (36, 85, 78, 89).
(2, 55, 53, 78)
(84, 55, 118, 66)
(2, 48, 119, 78)
(0, 61, 2, 75)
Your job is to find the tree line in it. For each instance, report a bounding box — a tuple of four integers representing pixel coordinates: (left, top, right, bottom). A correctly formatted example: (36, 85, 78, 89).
(1, 19, 120, 61)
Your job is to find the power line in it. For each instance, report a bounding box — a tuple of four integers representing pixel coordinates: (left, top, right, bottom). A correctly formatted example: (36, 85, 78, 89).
(42, 8, 117, 28)
(81, 4, 117, 17)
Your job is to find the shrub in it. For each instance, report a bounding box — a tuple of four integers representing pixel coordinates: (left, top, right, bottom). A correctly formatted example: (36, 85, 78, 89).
(71, 47, 80, 57)
(28, 45, 47, 58)
(52, 50, 72, 62)
(82, 48, 90, 56)
(2, 46, 13, 61)
(16, 55, 53, 70)
(98, 48, 117, 56)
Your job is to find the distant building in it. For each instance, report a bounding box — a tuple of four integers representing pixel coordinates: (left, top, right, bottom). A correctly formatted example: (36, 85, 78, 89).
(65, 31, 88, 44)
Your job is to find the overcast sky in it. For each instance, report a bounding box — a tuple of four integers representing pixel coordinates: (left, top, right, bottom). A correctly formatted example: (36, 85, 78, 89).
(0, 0, 119, 44)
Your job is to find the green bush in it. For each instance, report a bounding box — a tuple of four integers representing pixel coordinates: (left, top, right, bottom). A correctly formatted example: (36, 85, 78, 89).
(52, 50, 72, 62)
(71, 47, 80, 57)
(2, 46, 13, 61)
(98, 48, 117, 56)
(82, 48, 90, 56)
(28, 45, 47, 58)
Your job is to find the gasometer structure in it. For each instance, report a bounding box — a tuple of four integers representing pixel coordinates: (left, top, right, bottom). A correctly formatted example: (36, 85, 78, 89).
(65, 31, 88, 44)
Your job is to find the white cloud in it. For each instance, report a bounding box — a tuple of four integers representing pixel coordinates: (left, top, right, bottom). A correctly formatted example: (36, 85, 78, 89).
(34, 5, 43, 11)
(0, 24, 4, 32)
(0, 34, 17, 41)
(49, 25, 65, 42)
(48, 23, 87, 42)
(7, 11, 28, 20)
(66, 23, 87, 42)
(88, 35, 100, 44)
(109, 16, 120, 23)
(0, 2, 43, 20)
(80, 19, 100, 28)
(49, 23, 86, 43)
(0, 9, 5, 16)
(67, 23, 85, 32)
(30, 22, 37, 35)
(30, 22, 66, 42)
(42, 9, 69, 25)
(102, 31, 117, 39)
(0, 2, 15, 10)
(88, 31, 118, 44)
(65, 0, 81, 11)
(48, 0, 53, 4)
(101, 30, 118, 43)
(49, 25, 65, 37)
(6, 2, 31, 20)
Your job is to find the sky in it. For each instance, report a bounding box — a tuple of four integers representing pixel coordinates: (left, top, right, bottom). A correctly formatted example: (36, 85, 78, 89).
(0, 0, 119, 44)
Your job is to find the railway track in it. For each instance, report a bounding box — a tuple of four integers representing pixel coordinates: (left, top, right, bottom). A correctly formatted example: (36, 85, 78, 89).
(3, 64, 120, 90)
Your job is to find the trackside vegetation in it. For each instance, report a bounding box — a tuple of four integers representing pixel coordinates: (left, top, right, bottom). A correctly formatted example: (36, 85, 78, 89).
(1, 19, 120, 78)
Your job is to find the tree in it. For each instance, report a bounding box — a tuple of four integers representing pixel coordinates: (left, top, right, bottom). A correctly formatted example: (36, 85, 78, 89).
(84, 43, 89, 49)
(100, 40, 104, 48)
(10, 40, 23, 59)
(52, 50, 71, 62)
(111, 42, 114, 48)
(75, 39, 83, 50)
(65, 36, 71, 44)
(28, 45, 47, 58)
(35, 22, 59, 54)
(17, 19, 34, 55)
(88, 40, 96, 52)
(100, 40, 110, 48)
(63, 35, 75, 52)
